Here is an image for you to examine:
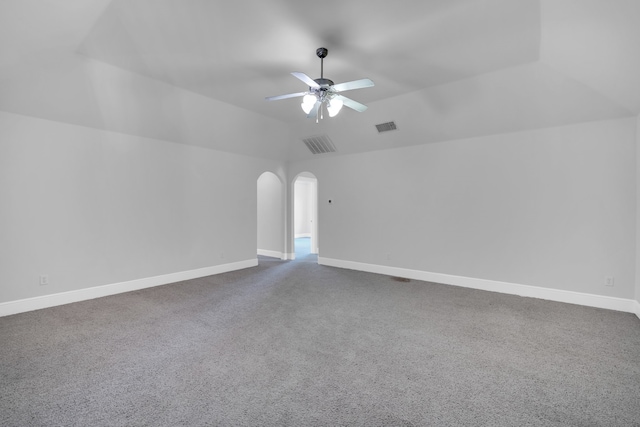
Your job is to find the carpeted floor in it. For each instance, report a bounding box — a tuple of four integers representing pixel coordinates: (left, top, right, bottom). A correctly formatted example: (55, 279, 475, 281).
(1, 248, 639, 426)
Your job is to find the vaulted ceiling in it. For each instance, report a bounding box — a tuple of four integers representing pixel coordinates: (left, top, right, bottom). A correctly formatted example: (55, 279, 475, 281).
(1, 0, 639, 161)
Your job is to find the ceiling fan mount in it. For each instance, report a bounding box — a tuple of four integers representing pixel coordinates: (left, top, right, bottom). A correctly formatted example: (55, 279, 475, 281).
(316, 47, 328, 59)
(266, 47, 374, 121)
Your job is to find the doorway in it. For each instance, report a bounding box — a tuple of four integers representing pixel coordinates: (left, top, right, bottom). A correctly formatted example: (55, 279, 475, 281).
(293, 173, 318, 259)
(257, 171, 284, 259)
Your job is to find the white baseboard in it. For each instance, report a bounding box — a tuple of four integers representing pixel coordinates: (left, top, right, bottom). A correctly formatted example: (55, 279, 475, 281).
(318, 257, 637, 314)
(284, 253, 296, 260)
(257, 249, 285, 260)
(634, 300, 640, 320)
(0, 259, 258, 317)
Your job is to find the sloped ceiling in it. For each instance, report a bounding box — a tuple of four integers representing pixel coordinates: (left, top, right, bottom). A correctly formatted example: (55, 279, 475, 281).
(0, 0, 638, 161)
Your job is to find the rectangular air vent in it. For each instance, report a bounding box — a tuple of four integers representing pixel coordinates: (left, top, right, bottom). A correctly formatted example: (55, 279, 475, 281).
(376, 121, 397, 133)
(302, 134, 336, 155)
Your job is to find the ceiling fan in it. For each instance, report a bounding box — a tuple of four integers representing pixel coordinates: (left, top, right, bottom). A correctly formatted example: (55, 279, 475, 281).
(266, 47, 374, 121)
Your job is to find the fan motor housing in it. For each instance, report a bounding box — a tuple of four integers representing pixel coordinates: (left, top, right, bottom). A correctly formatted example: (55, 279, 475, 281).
(314, 78, 334, 87)
(311, 78, 334, 101)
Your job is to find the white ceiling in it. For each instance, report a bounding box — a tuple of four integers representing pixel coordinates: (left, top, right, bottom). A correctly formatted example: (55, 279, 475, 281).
(1, 0, 639, 161)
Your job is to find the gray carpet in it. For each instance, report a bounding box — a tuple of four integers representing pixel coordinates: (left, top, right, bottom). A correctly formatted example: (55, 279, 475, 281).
(1, 252, 639, 426)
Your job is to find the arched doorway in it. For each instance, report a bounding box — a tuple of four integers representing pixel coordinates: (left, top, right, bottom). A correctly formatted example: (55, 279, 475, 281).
(257, 171, 284, 259)
(293, 173, 318, 259)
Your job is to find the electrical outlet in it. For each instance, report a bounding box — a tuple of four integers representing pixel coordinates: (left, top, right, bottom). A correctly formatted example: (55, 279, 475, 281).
(39, 275, 49, 286)
(605, 276, 614, 287)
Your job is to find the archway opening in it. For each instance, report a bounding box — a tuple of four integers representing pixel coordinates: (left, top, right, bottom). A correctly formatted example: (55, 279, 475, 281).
(257, 171, 284, 260)
(293, 173, 318, 259)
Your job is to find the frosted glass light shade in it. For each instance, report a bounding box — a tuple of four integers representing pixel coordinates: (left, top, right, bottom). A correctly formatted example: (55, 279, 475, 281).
(301, 94, 316, 114)
(327, 98, 343, 117)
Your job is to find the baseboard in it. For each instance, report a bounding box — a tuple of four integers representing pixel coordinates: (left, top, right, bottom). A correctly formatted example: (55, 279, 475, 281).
(634, 300, 640, 320)
(318, 257, 637, 314)
(0, 259, 258, 317)
(284, 253, 296, 260)
(257, 249, 285, 260)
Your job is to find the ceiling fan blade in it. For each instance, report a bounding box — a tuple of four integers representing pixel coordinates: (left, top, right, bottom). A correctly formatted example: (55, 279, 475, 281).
(292, 72, 320, 89)
(332, 78, 374, 92)
(265, 92, 307, 101)
(307, 101, 321, 119)
(335, 95, 368, 112)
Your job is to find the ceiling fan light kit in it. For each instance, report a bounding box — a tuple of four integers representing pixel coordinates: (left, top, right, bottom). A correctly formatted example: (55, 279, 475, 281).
(266, 47, 374, 122)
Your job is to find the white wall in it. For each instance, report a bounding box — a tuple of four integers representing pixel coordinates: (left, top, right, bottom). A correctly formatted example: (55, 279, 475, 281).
(257, 172, 284, 257)
(0, 111, 280, 305)
(290, 118, 637, 300)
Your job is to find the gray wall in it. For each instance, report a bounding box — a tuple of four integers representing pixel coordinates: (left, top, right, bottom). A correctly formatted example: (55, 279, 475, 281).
(2, 110, 637, 309)
(637, 115, 640, 308)
(0, 111, 280, 304)
(290, 118, 637, 299)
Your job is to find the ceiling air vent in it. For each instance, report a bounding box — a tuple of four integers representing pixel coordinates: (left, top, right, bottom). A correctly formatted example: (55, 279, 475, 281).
(376, 121, 397, 133)
(302, 134, 336, 155)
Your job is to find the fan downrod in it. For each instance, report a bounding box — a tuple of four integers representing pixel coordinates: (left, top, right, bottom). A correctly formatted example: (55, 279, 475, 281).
(316, 47, 328, 79)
